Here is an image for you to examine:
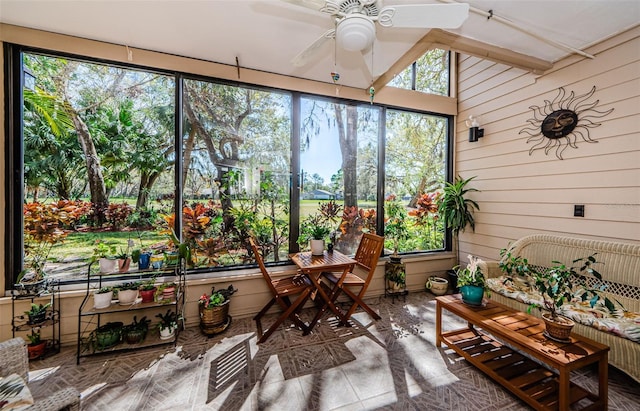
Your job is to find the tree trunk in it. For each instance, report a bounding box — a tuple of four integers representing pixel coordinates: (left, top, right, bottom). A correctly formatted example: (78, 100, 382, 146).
(182, 127, 197, 189)
(69, 108, 108, 224)
(136, 171, 161, 209)
(334, 104, 358, 208)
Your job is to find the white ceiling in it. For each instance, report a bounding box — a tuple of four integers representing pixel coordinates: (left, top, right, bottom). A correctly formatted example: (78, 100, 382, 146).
(1, 0, 638, 89)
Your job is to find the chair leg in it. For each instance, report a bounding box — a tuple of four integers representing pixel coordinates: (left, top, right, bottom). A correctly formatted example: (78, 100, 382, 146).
(254, 297, 277, 340)
(340, 287, 381, 325)
(257, 288, 312, 343)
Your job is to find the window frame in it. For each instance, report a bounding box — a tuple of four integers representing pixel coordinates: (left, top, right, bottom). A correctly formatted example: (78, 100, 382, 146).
(4, 43, 454, 289)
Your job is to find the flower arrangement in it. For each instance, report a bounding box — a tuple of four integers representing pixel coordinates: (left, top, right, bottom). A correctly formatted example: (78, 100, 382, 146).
(455, 255, 487, 289)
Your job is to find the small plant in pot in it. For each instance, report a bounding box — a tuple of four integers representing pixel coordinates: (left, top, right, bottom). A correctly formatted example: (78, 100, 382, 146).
(132, 248, 152, 270)
(527, 253, 620, 342)
(298, 214, 332, 256)
(139, 277, 158, 303)
(93, 286, 114, 309)
(94, 321, 123, 350)
(116, 281, 140, 305)
(123, 315, 151, 344)
(455, 255, 488, 306)
(26, 328, 47, 360)
(384, 195, 409, 292)
(156, 282, 176, 302)
(156, 310, 179, 340)
(93, 240, 118, 273)
(115, 250, 132, 273)
(199, 285, 237, 335)
(24, 302, 51, 325)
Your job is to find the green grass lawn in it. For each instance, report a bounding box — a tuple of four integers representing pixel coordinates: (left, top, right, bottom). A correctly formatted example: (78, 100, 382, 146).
(51, 230, 163, 262)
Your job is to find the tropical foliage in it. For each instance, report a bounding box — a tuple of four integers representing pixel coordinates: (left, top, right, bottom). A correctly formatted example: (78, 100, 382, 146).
(16, 48, 451, 282)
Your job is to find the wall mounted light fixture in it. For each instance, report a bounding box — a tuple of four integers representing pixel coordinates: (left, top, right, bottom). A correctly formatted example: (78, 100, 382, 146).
(466, 115, 484, 142)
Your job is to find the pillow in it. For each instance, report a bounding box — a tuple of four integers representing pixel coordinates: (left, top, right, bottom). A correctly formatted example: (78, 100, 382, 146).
(0, 374, 34, 410)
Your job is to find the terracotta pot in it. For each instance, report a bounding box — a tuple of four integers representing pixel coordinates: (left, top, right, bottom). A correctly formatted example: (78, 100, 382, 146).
(28, 341, 47, 360)
(118, 258, 131, 273)
(161, 286, 176, 301)
(139, 288, 156, 303)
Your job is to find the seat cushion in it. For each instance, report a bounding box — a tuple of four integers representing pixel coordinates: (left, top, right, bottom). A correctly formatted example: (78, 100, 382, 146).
(487, 276, 640, 344)
(0, 373, 34, 410)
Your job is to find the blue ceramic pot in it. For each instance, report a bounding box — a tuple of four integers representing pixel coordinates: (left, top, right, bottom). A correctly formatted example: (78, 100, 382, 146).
(460, 285, 484, 306)
(138, 252, 151, 270)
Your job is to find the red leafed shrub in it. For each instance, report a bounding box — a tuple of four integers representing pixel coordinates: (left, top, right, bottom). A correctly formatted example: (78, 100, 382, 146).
(105, 203, 134, 230)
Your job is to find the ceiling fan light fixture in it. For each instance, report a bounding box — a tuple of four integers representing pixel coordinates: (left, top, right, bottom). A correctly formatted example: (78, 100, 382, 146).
(336, 15, 375, 52)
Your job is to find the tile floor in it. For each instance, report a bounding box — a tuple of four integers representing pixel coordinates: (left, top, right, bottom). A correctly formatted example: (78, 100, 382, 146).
(28, 292, 640, 410)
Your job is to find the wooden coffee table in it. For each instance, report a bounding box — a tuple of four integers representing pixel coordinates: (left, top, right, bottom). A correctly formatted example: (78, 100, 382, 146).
(436, 295, 608, 411)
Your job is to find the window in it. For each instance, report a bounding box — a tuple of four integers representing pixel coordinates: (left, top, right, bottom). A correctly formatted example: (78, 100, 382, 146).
(388, 49, 450, 96)
(300, 97, 379, 256)
(6, 46, 451, 286)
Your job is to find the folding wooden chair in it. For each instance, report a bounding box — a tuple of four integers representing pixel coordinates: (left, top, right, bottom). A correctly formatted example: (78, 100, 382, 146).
(321, 233, 384, 325)
(250, 237, 313, 343)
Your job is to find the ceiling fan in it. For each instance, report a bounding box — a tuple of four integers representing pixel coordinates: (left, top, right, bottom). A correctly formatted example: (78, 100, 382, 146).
(285, 0, 470, 68)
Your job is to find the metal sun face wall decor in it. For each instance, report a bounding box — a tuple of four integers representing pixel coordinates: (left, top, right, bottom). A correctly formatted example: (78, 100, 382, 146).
(519, 86, 614, 160)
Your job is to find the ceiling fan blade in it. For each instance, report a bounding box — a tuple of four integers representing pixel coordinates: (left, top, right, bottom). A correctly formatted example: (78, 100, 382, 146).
(291, 28, 336, 67)
(378, 3, 470, 29)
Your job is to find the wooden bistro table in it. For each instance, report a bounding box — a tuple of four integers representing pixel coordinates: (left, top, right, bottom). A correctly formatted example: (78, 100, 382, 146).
(289, 250, 356, 334)
(435, 294, 609, 411)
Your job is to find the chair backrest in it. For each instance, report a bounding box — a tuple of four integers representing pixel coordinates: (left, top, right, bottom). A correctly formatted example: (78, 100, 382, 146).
(249, 237, 278, 295)
(352, 233, 384, 291)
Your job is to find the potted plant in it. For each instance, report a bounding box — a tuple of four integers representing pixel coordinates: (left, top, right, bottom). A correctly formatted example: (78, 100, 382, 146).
(383, 195, 409, 292)
(438, 175, 480, 290)
(198, 285, 236, 335)
(93, 286, 114, 309)
(17, 201, 79, 295)
(122, 316, 151, 344)
(26, 328, 47, 360)
(299, 214, 332, 256)
(156, 310, 178, 340)
(156, 282, 176, 302)
(24, 302, 51, 325)
(94, 321, 123, 350)
(116, 282, 140, 305)
(132, 248, 152, 270)
(93, 240, 118, 273)
(455, 254, 488, 306)
(150, 250, 164, 270)
(139, 278, 157, 303)
(527, 253, 620, 342)
(115, 246, 132, 273)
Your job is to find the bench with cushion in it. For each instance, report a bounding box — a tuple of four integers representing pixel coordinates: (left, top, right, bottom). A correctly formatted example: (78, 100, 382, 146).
(484, 234, 640, 383)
